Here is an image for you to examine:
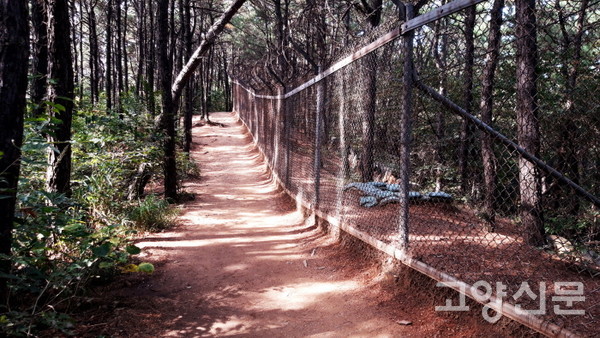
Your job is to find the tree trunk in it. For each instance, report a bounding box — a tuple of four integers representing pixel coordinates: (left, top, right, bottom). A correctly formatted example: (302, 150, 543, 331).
(122, 0, 129, 92)
(146, 0, 156, 115)
(459, 5, 476, 193)
(30, 0, 48, 118)
(183, 0, 193, 153)
(479, 0, 504, 230)
(0, 0, 29, 302)
(46, 0, 75, 196)
(87, 1, 99, 104)
(170, 0, 249, 110)
(158, 0, 178, 200)
(105, 0, 113, 112)
(357, 0, 382, 182)
(432, 12, 448, 191)
(71, 2, 79, 97)
(360, 55, 377, 182)
(550, 0, 589, 215)
(115, 0, 124, 115)
(134, 0, 145, 96)
(78, 0, 84, 96)
(516, 0, 545, 246)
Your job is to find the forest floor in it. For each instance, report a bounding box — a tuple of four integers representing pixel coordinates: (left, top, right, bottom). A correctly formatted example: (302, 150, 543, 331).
(73, 112, 538, 337)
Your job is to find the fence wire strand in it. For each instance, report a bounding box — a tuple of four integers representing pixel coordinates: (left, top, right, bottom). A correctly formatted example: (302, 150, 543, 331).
(233, 0, 600, 335)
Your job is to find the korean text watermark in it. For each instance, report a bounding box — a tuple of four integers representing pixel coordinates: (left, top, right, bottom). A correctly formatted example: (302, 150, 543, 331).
(435, 281, 585, 323)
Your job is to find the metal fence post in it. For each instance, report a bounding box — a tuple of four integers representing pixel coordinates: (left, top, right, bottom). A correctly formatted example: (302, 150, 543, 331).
(397, 3, 415, 250)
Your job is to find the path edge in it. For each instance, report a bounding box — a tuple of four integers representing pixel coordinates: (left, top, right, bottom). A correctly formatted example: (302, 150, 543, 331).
(233, 112, 579, 338)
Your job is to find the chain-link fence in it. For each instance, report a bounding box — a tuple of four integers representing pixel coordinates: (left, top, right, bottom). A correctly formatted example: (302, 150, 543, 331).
(232, 0, 599, 335)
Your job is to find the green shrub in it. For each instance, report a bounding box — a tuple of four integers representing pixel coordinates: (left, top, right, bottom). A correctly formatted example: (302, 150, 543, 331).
(128, 194, 178, 231)
(1, 93, 175, 336)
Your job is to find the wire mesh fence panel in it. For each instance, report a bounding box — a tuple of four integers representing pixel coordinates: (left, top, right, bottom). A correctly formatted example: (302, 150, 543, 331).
(232, 0, 600, 335)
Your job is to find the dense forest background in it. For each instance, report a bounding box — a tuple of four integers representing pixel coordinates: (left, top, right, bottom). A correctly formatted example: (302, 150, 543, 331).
(0, 0, 598, 335)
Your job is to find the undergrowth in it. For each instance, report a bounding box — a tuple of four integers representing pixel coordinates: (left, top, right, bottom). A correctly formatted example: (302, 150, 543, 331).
(0, 94, 185, 336)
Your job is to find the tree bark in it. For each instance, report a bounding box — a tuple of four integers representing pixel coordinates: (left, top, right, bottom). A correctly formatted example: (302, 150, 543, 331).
(87, 0, 100, 104)
(122, 0, 129, 91)
(459, 5, 476, 193)
(105, 0, 113, 112)
(0, 0, 29, 301)
(479, 0, 504, 230)
(183, 0, 193, 153)
(146, 0, 156, 115)
(115, 0, 124, 115)
(356, 0, 382, 182)
(432, 11, 448, 191)
(549, 0, 589, 215)
(30, 0, 48, 118)
(158, 0, 178, 200)
(134, 0, 145, 96)
(360, 55, 377, 182)
(171, 0, 248, 110)
(516, 0, 545, 246)
(46, 0, 75, 196)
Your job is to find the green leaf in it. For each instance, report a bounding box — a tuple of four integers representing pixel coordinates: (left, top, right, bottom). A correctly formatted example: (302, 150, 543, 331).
(137, 262, 154, 274)
(91, 243, 111, 257)
(126, 245, 141, 255)
(99, 262, 114, 269)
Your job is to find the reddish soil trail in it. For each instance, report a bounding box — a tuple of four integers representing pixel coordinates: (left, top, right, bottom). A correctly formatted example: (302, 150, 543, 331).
(76, 112, 537, 337)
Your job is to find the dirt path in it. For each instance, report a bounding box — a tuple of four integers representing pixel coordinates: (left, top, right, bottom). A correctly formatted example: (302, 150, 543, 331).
(77, 112, 535, 337)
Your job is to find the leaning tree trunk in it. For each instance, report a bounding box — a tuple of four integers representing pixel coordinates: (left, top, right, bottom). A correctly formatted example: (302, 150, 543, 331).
(46, 0, 75, 196)
(479, 0, 504, 230)
(0, 0, 29, 302)
(171, 0, 249, 112)
(516, 0, 545, 246)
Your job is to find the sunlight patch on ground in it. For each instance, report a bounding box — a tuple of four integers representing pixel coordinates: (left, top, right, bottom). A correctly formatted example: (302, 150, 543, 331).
(251, 281, 360, 311)
(223, 263, 249, 272)
(136, 230, 308, 251)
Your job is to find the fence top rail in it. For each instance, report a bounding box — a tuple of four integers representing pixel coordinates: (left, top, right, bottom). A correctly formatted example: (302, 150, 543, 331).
(234, 0, 487, 100)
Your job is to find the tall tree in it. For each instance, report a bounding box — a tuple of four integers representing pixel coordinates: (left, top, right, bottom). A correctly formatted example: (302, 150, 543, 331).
(157, 0, 178, 200)
(182, 0, 194, 153)
(171, 0, 249, 109)
(516, 0, 545, 246)
(459, 5, 476, 192)
(105, 0, 113, 112)
(0, 0, 29, 301)
(431, 7, 448, 191)
(479, 0, 504, 230)
(30, 0, 48, 118)
(134, 0, 146, 96)
(46, 0, 75, 195)
(146, 0, 156, 115)
(86, 0, 100, 104)
(546, 0, 590, 214)
(157, 0, 248, 198)
(115, 0, 124, 114)
(355, 0, 382, 182)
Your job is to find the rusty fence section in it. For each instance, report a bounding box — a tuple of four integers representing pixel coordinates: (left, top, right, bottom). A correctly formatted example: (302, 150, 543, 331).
(232, 0, 599, 335)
